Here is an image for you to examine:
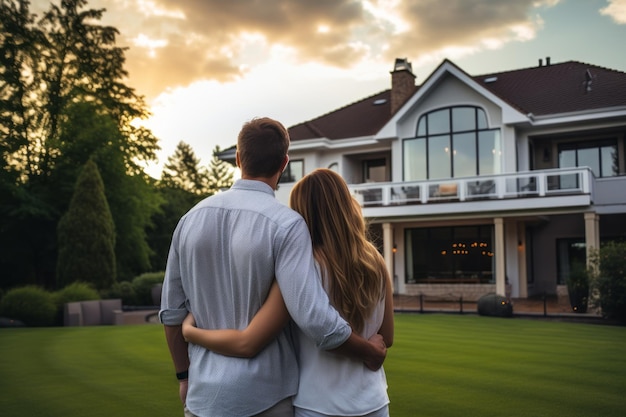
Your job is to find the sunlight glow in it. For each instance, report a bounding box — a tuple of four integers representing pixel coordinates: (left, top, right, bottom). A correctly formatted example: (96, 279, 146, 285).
(511, 20, 540, 42)
(362, 0, 410, 33)
(317, 24, 330, 34)
(136, 0, 185, 19)
(132, 34, 168, 58)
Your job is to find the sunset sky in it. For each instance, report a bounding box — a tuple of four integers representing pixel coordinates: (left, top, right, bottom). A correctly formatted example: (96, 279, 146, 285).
(32, 0, 626, 177)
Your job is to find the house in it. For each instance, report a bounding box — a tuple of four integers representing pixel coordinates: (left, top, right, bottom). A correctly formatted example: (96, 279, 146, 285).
(224, 57, 626, 302)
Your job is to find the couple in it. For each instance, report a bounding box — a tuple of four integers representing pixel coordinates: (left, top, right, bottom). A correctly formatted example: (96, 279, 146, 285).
(160, 117, 394, 417)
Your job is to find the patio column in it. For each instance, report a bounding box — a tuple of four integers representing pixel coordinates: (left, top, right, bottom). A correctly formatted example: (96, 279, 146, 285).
(382, 223, 395, 292)
(517, 221, 528, 298)
(494, 217, 506, 296)
(584, 212, 600, 269)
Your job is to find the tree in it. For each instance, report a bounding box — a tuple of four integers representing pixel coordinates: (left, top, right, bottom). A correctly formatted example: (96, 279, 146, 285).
(0, 0, 161, 288)
(0, 0, 57, 288)
(0, 0, 41, 180)
(161, 141, 208, 194)
(206, 145, 235, 194)
(1, 0, 158, 181)
(147, 186, 199, 271)
(52, 101, 162, 281)
(149, 142, 207, 270)
(57, 159, 115, 289)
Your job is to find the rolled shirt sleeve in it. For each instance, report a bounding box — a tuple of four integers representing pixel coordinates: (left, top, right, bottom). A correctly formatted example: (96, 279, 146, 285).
(159, 224, 189, 326)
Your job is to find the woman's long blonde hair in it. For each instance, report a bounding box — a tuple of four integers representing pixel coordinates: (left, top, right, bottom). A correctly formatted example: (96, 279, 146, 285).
(290, 168, 388, 333)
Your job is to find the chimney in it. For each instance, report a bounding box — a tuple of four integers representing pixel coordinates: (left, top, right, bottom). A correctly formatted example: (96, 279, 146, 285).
(390, 58, 416, 114)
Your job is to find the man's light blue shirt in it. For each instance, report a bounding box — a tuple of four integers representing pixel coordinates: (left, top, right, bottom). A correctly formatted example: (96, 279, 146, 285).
(160, 179, 351, 417)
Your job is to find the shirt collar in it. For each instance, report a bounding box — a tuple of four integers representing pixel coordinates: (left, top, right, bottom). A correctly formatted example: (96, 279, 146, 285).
(231, 179, 275, 197)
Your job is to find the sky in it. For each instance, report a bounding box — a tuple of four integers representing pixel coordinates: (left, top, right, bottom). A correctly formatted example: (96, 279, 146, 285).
(31, 0, 626, 178)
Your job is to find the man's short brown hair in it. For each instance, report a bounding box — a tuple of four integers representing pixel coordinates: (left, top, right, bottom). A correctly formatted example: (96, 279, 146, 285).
(237, 117, 290, 178)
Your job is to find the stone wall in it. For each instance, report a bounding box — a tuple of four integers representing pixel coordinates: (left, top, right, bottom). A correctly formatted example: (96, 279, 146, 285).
(403, 283, 512, 302)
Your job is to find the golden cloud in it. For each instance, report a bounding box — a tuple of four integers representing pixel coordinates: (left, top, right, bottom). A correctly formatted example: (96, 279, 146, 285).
(80, 0, 560, 98)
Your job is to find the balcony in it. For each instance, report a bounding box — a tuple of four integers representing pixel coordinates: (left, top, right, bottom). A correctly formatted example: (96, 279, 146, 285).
(348, 167, 595, 218)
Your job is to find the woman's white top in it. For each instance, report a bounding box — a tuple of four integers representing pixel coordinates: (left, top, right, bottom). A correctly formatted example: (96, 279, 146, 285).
(292, 269, 389, 416)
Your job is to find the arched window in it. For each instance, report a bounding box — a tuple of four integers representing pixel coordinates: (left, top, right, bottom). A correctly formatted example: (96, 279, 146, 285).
(403, 106, 501, 181)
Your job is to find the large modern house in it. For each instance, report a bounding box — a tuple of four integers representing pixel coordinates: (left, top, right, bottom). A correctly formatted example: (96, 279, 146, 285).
(225, 57, 626, 302)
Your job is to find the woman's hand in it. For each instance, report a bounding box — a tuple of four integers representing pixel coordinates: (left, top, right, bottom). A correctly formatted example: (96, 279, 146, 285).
(182, 313, 196, 342)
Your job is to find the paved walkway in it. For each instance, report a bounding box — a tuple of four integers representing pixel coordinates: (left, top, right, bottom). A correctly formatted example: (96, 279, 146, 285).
(120, 308, 160, 325)
(393, 294, 605, 323)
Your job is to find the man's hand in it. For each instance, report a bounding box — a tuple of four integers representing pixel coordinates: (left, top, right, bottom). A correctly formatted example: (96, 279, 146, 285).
(329, 331, 387, 370)
(179, 379, 188, 404)
(364, 333, 387, 371)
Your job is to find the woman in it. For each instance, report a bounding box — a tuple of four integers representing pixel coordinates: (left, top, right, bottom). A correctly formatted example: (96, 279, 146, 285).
(183, 168, 394, 417)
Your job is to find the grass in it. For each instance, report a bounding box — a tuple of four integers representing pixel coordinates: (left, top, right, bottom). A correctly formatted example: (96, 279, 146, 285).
(0, 314, 625, 417)
(388, 314, 626, 417)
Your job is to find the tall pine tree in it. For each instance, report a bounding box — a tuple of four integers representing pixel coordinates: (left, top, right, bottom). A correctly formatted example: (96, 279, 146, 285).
(161, 141, 208, 194)
(207, 145, 235, 194)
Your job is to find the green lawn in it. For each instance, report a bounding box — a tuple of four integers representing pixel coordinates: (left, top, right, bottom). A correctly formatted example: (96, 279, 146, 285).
(1, 314, 625, 417)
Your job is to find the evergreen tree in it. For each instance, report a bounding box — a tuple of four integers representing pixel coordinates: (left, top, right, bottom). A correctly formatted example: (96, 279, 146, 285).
(206, 145, 235, 194)
(57, 159, 115, 289)
(148, 141, 207, 269)
(161, 141, 208, 195)
(53, 101, 162, 281)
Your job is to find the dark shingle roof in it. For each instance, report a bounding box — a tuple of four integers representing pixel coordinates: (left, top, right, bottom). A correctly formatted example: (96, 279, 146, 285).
(288, 60, 626, 142)
(289, 90, 393, 140)
(475, 61, 626, 116)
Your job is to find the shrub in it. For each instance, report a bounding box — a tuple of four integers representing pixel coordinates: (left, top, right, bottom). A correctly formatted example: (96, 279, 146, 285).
(477, 293, 513, 317)
(590, 241, 626, 322)
(53, 282, 101, 325)
(0, 286, 56, 326)
(131, 272, 165, 306)
(101, 281, 137, 306)
(54, 282, 101, 307)
(566, 261, 589, 313)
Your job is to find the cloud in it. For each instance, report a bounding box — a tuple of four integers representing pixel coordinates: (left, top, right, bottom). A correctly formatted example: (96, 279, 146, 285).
(117, 0, 376, 98)
(115, 0, 560, 99)
(382, 0, 554, 64)
(600, 0, 626, 24)
(27, 0, 556, 99)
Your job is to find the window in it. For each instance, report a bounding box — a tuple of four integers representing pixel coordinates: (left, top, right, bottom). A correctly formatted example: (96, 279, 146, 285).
(403, 106, 501, 181)
(405, 225, 494, 283)
(557, 140, 618, 189)
(556, 239, 586, 286)
(363, 158, 387, 182)
(280, 159, 304, 183)
(558, 140, 618, 178)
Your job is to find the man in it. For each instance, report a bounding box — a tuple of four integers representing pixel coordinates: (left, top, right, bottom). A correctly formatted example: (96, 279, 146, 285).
(160, 117, 386, 417)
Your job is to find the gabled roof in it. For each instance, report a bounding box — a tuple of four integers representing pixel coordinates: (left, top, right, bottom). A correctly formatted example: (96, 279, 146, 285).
(288, 60, 626, 142)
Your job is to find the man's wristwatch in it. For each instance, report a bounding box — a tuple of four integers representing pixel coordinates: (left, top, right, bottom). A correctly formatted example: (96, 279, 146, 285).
(176, 370, 189, 380)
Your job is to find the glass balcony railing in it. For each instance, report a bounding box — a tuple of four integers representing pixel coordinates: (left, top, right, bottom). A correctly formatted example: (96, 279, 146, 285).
(349, 167, 595, 207)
